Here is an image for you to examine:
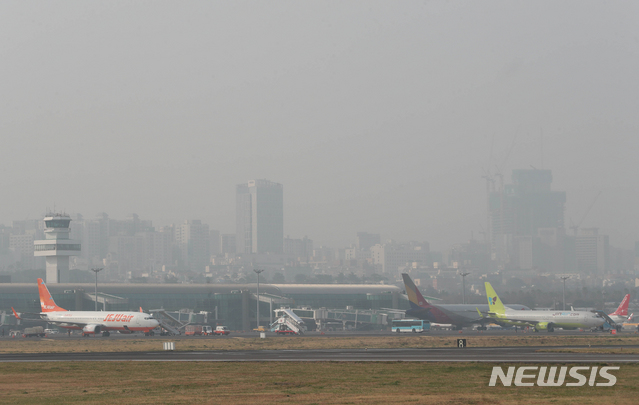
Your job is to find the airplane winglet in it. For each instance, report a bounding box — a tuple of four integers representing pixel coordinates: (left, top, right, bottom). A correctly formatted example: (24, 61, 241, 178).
(11, 307, 21, 320)
(139, 307, 143, 313)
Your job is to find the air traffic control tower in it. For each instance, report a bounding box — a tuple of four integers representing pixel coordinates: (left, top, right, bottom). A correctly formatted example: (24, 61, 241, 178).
(34, 213, 81, 283)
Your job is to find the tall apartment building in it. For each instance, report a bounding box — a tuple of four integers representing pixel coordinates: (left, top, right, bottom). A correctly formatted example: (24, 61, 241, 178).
(357, 232, 381, 251)
(371, 241, 430, 275)
(575, 228, 609, 273)
(489, 169, 566, 264)
(220, 233, 236, 256)
(175, 220, 210, 272)
(284, 236, 313, 261)
(236, 179, 284, 254)
(10, 234, 36, 270)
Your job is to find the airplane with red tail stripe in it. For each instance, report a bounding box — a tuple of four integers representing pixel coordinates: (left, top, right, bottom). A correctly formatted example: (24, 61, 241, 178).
(608, 294, 631, 324)
(13, 279, 159, 337)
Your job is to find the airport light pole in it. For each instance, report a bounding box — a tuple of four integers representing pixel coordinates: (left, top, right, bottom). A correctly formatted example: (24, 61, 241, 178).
(254, 269, 264, 331)
(460, 272, 471, 305)
(91, 268, 103, 311)
(560, 276, 570, 311)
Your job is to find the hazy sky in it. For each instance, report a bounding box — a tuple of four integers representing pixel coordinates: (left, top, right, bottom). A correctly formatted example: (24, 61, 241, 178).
(2, 1, 638, 250)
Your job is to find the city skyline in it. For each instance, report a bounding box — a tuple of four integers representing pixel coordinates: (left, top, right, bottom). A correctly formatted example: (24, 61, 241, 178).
(0, 166, 635, 252)
(1, 2, 638, 250)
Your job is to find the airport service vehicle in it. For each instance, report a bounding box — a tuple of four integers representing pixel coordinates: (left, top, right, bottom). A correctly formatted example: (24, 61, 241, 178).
(44, 328, 59, 335)
(391, 319, 430, 333)
(400, 274, 530, 330)
(22, 326, 45, 338)
(274, 325, 299, 335)
(185, 325, 206, 336)
(485, 282, 606, 332)
(213, 326, 230, 335)
(12, 278, 159, 337)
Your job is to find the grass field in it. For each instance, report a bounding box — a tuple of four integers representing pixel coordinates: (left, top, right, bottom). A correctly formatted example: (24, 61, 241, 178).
(1, 333, 638, 354)
(0, 362, 636, 404)
(2, 336, 638, 404)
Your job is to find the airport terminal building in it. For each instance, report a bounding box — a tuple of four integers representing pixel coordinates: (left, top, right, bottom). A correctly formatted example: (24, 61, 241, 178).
(0, 283, 404, 331)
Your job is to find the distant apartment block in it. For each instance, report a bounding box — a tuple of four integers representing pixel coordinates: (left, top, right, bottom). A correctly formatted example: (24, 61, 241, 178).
(575, 228, 609, 273)
(489, 169, 566, 264)
(357, 232, 380, 251)
(220, 233, 236, 256)
(236, 179, 284, 254)
(284, 236, 313, 261)
(175, 220, 210, 272)
(11, 233, 36, 270)
(371, 241, 430, 274)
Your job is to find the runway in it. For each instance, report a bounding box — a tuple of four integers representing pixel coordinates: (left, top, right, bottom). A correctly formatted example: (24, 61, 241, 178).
(2, 346, 639, 363)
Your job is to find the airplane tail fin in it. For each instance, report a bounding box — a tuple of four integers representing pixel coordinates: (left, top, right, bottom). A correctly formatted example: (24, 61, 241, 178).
(610, 294, 630, 316)
(484, 282, 506, 316)
(37, 278, 67, 312)
(401, 273, 432, 310)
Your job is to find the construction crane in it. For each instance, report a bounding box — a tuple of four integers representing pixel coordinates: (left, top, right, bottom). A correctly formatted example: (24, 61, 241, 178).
(570, 191, 602, 236)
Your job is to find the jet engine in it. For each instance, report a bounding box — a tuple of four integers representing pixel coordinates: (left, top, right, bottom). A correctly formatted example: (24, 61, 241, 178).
(82, 324, 102, 335)
(534, 322, 554, 332)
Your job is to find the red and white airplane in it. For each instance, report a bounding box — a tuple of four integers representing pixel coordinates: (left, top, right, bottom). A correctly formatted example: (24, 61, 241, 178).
(608, 294, 632, 324)
(13, 278, 159, 337)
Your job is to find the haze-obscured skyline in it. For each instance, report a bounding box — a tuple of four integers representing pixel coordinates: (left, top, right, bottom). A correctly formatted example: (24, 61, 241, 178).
(2, 1, 638, 250)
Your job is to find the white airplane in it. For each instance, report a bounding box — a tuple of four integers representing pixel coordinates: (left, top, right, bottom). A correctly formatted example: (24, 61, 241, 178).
(608, 294, 631, 324)
(485, 282, 606, 332)
(13, 278, 159, 337)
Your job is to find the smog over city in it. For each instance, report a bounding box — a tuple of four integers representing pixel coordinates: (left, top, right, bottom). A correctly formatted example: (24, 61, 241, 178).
(1, 1, 638, 287)
(4, 4, 639, 403)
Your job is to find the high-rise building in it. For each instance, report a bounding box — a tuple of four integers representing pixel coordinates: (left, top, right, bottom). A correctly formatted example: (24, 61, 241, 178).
(284, 236, 313, 261)
(371, 241, 430, 275)
(489, 169, 566, 264)
(357, 232, 381, 251)
(175, 220, 210, 272)
(236, 179, 284, 254)
(220, 233, 236, 256)
(575, 228, 609, 273)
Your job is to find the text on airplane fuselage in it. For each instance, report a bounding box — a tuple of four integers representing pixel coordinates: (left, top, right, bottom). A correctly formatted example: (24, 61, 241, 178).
(103, 314, 135, 322)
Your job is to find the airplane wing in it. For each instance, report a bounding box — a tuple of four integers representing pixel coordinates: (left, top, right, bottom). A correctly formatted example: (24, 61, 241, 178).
(472, 307, 509, 326)
(44, 318, 107, 333)
(485, 311, 537, 327)
(11, 307, 42, 320)
(380, 308, 407, 314)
